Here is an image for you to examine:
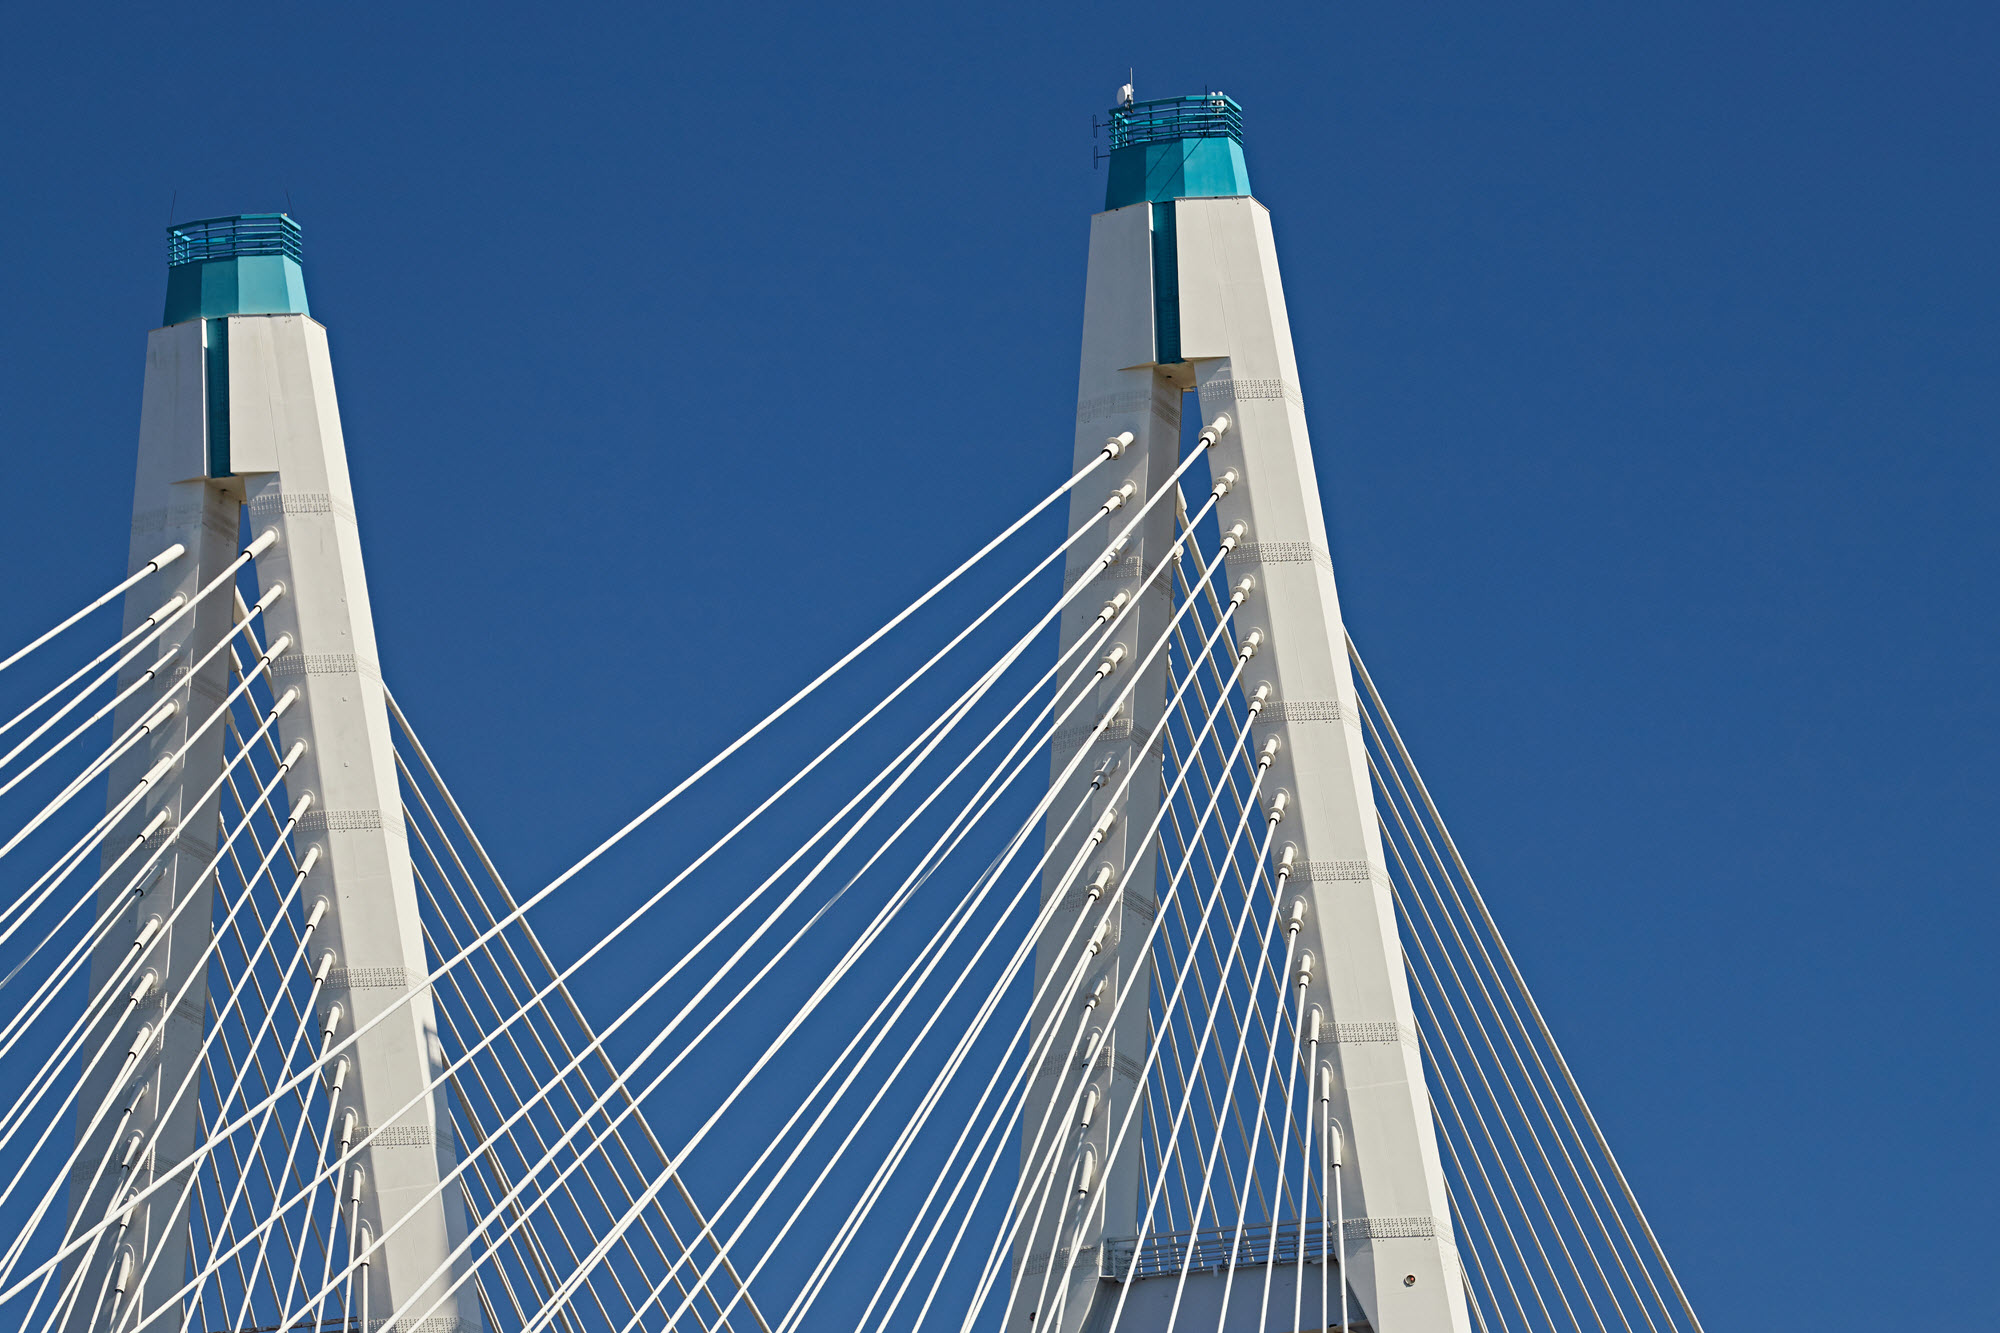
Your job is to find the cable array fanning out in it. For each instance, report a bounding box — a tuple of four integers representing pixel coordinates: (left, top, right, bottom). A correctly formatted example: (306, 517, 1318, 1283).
(0, 428, 1697, 1333)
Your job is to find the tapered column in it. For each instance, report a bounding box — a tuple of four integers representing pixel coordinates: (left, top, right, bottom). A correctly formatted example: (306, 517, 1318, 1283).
(1016, 200, 1183, 1333)
(229, 312, 481, 1330)
(1179, 193, 1470, 1333)
(63, 319, 243, 1333)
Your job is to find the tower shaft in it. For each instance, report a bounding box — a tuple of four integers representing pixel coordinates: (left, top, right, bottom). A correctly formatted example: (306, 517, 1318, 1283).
(63, 217, 479, 1333)
(1019, 97, 1471, 1333)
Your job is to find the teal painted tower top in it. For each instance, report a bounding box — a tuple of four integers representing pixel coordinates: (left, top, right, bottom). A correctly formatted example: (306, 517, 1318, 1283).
(163, 213, 309, 327)
(1104, 93, 1251, 211)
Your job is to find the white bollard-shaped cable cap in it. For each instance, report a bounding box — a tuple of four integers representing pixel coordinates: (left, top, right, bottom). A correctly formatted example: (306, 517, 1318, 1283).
(1104, 430, 1135, 459)
(1212, 468, 1240, 497)
(1197, 413, 1233, 447)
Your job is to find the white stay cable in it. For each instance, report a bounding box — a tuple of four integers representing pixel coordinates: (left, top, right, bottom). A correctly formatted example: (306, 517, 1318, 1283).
(0, 640, 299, 1144)
(157, 444, 1226, 1328)
(1373, 773, 1627, 1333)
(0, 588, 186, 748)
(1180, 856, 1303, 1328)
(405, 836, 734, 1333)
(0, 725, 299, 1190)
(0, 749, 305, 1283)
(459, 476, 1245, 1333)
(1135, 816, 1291, 1333)
(1351, 638, 1705, 1333)
(0, 582, 287, 867)
(1087, 796, 1286, 1333)
(950, 639, 1270, 1333)
(1364, 704, 1669, 1333)
(977, 673, 1267, 1333)
(408, 618, 1084, 1333)
(1403, 948, 1568, 1333)
(0, 804, 163, 977)
(0, 542, 185, 677)
(724, 548, 1258, 1333)
(0, 688, 298, 1087)
(0, 532, 272, 793)
(96, 812, 326, 1330)
(11, 432, 1222, 1313)
(17, 443, 1168, 1305)
(652, 524, 1254, 1333)
(387, 695, 770, 1333)
(1253, 942, 1312, 1333)
(176, 576, 1075, 1330)
(0, 579, 282, 817)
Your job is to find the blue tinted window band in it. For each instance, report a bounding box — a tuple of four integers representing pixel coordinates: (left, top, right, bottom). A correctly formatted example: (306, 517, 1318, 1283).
(1152, 203, 1181, 366)
(205, 318, 230, 478)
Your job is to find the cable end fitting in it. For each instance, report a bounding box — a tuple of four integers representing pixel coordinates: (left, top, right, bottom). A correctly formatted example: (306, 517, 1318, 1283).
(1103, 430, 1135, 460)
(1197, 413, 1233, 447)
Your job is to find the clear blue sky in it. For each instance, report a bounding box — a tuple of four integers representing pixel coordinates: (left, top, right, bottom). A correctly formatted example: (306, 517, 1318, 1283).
(3, 3, 1996, 1325)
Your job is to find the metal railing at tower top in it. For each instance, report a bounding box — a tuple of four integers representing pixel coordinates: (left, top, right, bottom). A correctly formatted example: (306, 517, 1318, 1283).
(167, 212, 303, 266)
(1107, 93, 1244, 150)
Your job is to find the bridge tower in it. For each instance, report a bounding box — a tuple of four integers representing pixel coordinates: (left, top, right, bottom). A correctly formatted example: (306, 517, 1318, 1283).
(63, 215, 479, 1332)
(1021, 94, 1471, 1333)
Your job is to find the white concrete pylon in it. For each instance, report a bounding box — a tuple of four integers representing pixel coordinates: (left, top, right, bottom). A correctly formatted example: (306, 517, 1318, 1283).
(1017, 200, 1183, 1333)
(231, 312, 480, 1330)
(63, 319, 241, 1333)
(1019, 131, 1472, 1330)
(1182, 193, 1470, 1333)
(67, 241, 480, 1331)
